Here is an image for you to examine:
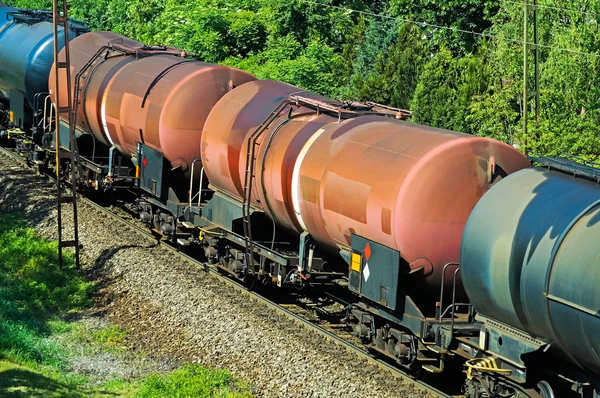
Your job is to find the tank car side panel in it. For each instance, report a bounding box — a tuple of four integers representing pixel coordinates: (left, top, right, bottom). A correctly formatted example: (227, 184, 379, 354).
(49, 31, 145, 139)
(201, 80, 321, 198)
(548, 203, 600, 376)
(293, 117, 530, 289)
(255, 113, 333, 232)
(461, 168, 600, 377)
(0, 6, 17, 101)
(0, 18, 83, 107)
(50, 31, 256, 175)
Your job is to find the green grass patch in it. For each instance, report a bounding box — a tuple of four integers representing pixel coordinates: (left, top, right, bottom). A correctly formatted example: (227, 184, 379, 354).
(135, 365, 252, 398)
(92, 324, 129, 351)
(0, 360, 86, 397)
(0, 214, 253, 397)
(62, 321, 130, 354)
(0, 214, 95, 367)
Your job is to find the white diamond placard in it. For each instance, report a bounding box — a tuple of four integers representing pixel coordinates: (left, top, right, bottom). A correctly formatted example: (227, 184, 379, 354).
(363, 262, 370, 282)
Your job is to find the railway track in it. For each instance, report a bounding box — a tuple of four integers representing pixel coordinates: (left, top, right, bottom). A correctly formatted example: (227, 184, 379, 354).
(0, 146, 454, 398)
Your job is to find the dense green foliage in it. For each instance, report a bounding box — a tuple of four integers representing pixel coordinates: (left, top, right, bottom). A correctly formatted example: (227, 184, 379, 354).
(6, 0, 600, 157)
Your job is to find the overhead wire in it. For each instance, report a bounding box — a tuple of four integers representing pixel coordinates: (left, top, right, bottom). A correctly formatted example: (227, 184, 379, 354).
(500, 0, 600, 20)
(297, 0, 600, 58)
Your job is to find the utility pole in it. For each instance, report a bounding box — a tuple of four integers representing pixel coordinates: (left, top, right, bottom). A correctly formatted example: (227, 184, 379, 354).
(534, 0, 540, 123)
(523, 0, 540, 157)
(523, 0, 529, 156)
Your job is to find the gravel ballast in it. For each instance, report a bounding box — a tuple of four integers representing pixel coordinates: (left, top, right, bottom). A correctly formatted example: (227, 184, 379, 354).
(0, 154, 435, 398)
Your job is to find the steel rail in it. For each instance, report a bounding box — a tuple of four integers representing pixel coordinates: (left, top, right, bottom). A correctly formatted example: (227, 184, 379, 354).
(0, 146, 451, 398)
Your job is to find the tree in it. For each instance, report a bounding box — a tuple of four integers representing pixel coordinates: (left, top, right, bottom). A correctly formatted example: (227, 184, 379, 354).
(412, 48, 490, 133)
(349, 23, 428, 109)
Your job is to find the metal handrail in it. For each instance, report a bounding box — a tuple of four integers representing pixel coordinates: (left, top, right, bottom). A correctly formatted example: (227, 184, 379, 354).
(43, 95, 52, 132)
(450, 267, 461, 337)
(188, 158, 202, 208)
(438, 262, 459, 321)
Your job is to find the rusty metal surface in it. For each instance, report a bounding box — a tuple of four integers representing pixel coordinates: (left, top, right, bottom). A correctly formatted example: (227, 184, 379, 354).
(461, 168, 600, 377)
(253, 113, 333, 232)
(202, 80, 530, 291)
(49, 31, 142, 140)
(50, 31, 256, 173)
(201, 80, 328, 199)
(293, 117, 531, 290)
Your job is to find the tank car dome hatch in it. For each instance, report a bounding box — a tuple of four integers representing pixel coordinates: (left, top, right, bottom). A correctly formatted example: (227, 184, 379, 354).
(0, 9, 87, 106)
(49, 31, 256, 174)
(202, 80, 531, 292)
(461, 167, 600, 377)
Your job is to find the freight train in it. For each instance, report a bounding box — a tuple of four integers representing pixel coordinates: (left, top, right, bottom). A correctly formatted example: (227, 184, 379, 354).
(0, 5, 598, 398)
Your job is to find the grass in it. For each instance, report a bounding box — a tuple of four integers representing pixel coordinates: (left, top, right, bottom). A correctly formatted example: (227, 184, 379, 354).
(0, 214, 95, 368)
(136, 365, 253, 398)
(0, 360, 87, 398)
(0, 213, 253, 397)
(61, 321, 130, 354)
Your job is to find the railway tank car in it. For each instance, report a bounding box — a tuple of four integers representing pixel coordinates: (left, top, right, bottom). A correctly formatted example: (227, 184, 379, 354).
(197, 79, 531, 367)
(460, 159, 600, 398)
(201, 79, 530, 290)
(1, 5, 597, 396)
(0, 7, 87, 131)
(47, 30, 256, 215)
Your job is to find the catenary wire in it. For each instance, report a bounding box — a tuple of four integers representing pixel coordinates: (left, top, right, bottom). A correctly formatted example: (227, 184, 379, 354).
(500, 0, 600, 20)
(297, 0, 600, 58)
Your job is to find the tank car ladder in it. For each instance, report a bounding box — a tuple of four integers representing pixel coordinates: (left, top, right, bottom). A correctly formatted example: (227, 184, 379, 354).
(240, 96, 411, 272)
(241, 99, 294, 272)
(52, 0, 81, 268)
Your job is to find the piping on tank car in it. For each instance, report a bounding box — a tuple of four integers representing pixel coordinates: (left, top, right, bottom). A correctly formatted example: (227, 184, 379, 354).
(202, 79, 532, 292)
(49, 31, 256, 175)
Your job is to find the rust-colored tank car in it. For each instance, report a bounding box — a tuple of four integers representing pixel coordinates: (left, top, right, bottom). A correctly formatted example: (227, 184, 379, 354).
(202, 80, 531, 291)
(49, 31, 256, 173)
(201, 80, 334, 232)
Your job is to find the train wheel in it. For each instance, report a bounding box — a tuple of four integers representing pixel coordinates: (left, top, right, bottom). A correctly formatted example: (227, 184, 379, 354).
(537, 381, 555, 398)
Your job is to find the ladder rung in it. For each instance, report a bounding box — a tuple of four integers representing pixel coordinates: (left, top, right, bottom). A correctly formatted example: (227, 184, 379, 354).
(59, 196, 75, 204)
(60, 240, 78, 248)
(56, 16, 67, 23)
(57, 61, 68, 69)
(59, 152, 72, 159)
(58, 106, 71, 114)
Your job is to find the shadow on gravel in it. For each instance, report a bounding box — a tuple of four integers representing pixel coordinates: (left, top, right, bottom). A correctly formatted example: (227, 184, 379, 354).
(0, 169, 55, 225)
(0, 367, 120, 397)
(90, 243, 159, 273)
(87, 243, 160, 316)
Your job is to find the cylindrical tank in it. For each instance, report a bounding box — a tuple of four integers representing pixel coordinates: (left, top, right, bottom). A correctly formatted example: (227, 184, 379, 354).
(49, 31, 142, 144)
(0, 10, 86, 105)
(294, 118, 530, 289)
(461, 168, 600, 377)
(202, 80, 531, 290)
(201, 80, 333, 231)
(49, 31, 256, 172)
